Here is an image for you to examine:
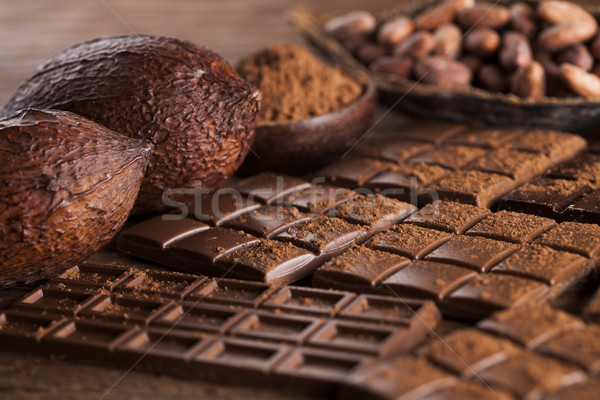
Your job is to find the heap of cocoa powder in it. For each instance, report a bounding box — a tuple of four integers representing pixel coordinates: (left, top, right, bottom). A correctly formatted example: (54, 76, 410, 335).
(237, 43, 362, 123)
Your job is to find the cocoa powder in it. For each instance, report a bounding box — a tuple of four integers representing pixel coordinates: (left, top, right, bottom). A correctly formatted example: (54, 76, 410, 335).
(237, 43, 362, 124)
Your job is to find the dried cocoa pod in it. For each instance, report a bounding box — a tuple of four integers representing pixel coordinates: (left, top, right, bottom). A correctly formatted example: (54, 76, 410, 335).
(556, 44, 594, 72)
(369, 56, 414, 78)
(509, 2, 539, 38)
(456, 3, 511, 29)
(499, 31, 532, 72)
(0, 109, 151, 286)
(1, 35, 261, 215)
(538, 1, 596, 25)
(590, 34, 600, 60)
(477, 64, 508, 92)
(414, 0, 474, 31)
(538, 19, 598, 52)
(433, 23, 463, 59)
(510, 61, 546, 99)
(464, 28, 501, 57)
(356, 43, 387, 65)
(393, 31, 435, 59)
(560, 63, 600, 98)
(377, 16, 414, 46)
(459, 54, 483, 72)
(413, 56, 473, 86)
(324, 11, 377, 40)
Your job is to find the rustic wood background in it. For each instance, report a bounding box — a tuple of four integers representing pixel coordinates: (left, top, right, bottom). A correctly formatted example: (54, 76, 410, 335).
(0, 0, 596, 399)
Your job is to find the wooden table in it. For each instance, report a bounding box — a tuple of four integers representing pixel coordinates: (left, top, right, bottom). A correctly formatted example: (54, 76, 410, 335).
(0, 0, 597, 398)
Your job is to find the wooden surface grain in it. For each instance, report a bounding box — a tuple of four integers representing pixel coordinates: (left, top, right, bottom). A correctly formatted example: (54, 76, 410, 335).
(0, 0, 597, 399)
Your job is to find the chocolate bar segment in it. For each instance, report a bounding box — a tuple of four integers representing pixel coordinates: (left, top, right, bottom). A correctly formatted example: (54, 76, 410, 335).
(366, 163, 450, 202)
(283, 185, 356, 213)
(404, 201, 491, 234)
(185, 191, 260, 225)
(428, 170, 515, 208)
(395, 122, 466, 144)
(443, 127, 521, 149)
(442, 274, 549, 320)
(221, 205, 312, 238)
(544, 378, 600, 400)
(509, 130, 587, 162)
(422, 381, 516, 400)
(425, 235, 519, 272)
(537, 325, 600, 372)
(466, 211, 556, 244)
(262, 286, 355, 317)
(423, 328, 521, 375)
(313, 157, 394, 188)
(188, 278, 275, 308)
(233, 172, 310, 204)
(354, 139, 432, 163)
(477, 303, 584, 348)
(312, 245, 409, 292)
(569, 189, 600, 225)
(547, 152, 600, 184)
(465, 149, 552, 182)
(365, 224, 452, 260)
(536, 222, 600, 257)
(407, 145, 488, 170)
(114, 269, 206, 300)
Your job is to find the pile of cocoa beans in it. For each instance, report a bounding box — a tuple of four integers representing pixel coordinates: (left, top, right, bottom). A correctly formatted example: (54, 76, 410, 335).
(324, 0, 600, 99)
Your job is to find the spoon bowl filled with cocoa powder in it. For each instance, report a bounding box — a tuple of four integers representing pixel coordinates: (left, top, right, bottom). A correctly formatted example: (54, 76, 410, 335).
(237, 43, 377, 176)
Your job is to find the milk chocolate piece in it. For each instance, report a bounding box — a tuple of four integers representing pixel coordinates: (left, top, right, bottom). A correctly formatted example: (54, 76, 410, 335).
(423, 381, 516, 400)
(537, 325, 600, 372)
(442, 274, 549, 319)
(443, 127, 521, 149)
(466, 211, 556, 244)
(381, 261, 477, 301)
(429, 170, 515, 208)
(185, 191, 260, 225)
(222, 205, 312, 238)
(233, 172, 310, 204)
(477, 303, 584, 348)
(396, 122, 466, 144)
(217, 240, 316, 285)
(325, 194, 416, 233)
(491, 244, 589, 285)
(365, 224, 452, 260)
(510, 130, 587, 162)
(405, 201, 491, 234)
(262, 286, 355, 317)
(425, 236, 519, 272)
(314, 157, 394, 188)
(536, 221, 600, 257)
(312, 245, 409, 291)
(117, 216, 210, 262)
(465, 149, 552, 182)
(283, 185, 356, 213)
(274, 216, 366, 257)
(168, 227, 260, 274)
(341, 355, 456, 400)
(354, 139, 432, 163)
(476, 352, 586, 399)
(499, 177, 592, 219)
(407, 145, 487, 170)
(423, 329, 521, 375)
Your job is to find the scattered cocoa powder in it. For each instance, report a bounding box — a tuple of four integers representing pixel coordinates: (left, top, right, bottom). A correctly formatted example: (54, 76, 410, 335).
(237, 43, 362, 123)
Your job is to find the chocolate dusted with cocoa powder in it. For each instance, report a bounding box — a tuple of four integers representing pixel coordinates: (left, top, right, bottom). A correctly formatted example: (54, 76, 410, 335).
(509, 130, 587, 162)
(466, 211, 556, 244)
(499, 177, 593, 219)
(394, 122, 466, 144)
(283, 185, 356, 213)
(325, 194, 416, 232)
(547, 152, 600, 184)
(185, 191, 261, 226)
(366, 163, 451, 202)
(353, 139, 432, 163)
(425, 235, 519, 272)
(477, 303, 584, 348)
(429, 170, 515, 208)
(423, 381, 516, 400)
(222, 204, 312, 238)
(233, 172, 310, 204)
(545, 377, 600, 400)
(365, 224, 452, 260)
(407, 145, 488, 170)
(537, 325, 600, 372)
(405, 201, 491, 234)
(491, 244, 589, 285)
(381, 261, 477, 301)
(312, 245, 409, 291)
(313, 157, 394, 188)
(422, 328, 521, 376)
(465, 149, 552, 182)
(443, 127, 521, 149)
(536, 222, 600, 257)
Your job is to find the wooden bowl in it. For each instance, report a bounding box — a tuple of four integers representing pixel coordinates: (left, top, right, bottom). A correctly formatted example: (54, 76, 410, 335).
(239, 80, 378, 176)
(289, 1, 600, 134)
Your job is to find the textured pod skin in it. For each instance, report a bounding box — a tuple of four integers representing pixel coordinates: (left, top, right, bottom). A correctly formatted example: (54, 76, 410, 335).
(0, 35, 261, 214)
(0, 109, 151, 286)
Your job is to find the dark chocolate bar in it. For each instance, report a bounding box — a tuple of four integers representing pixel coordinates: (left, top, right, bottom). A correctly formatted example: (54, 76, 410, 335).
(0, 264, 440, 397)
